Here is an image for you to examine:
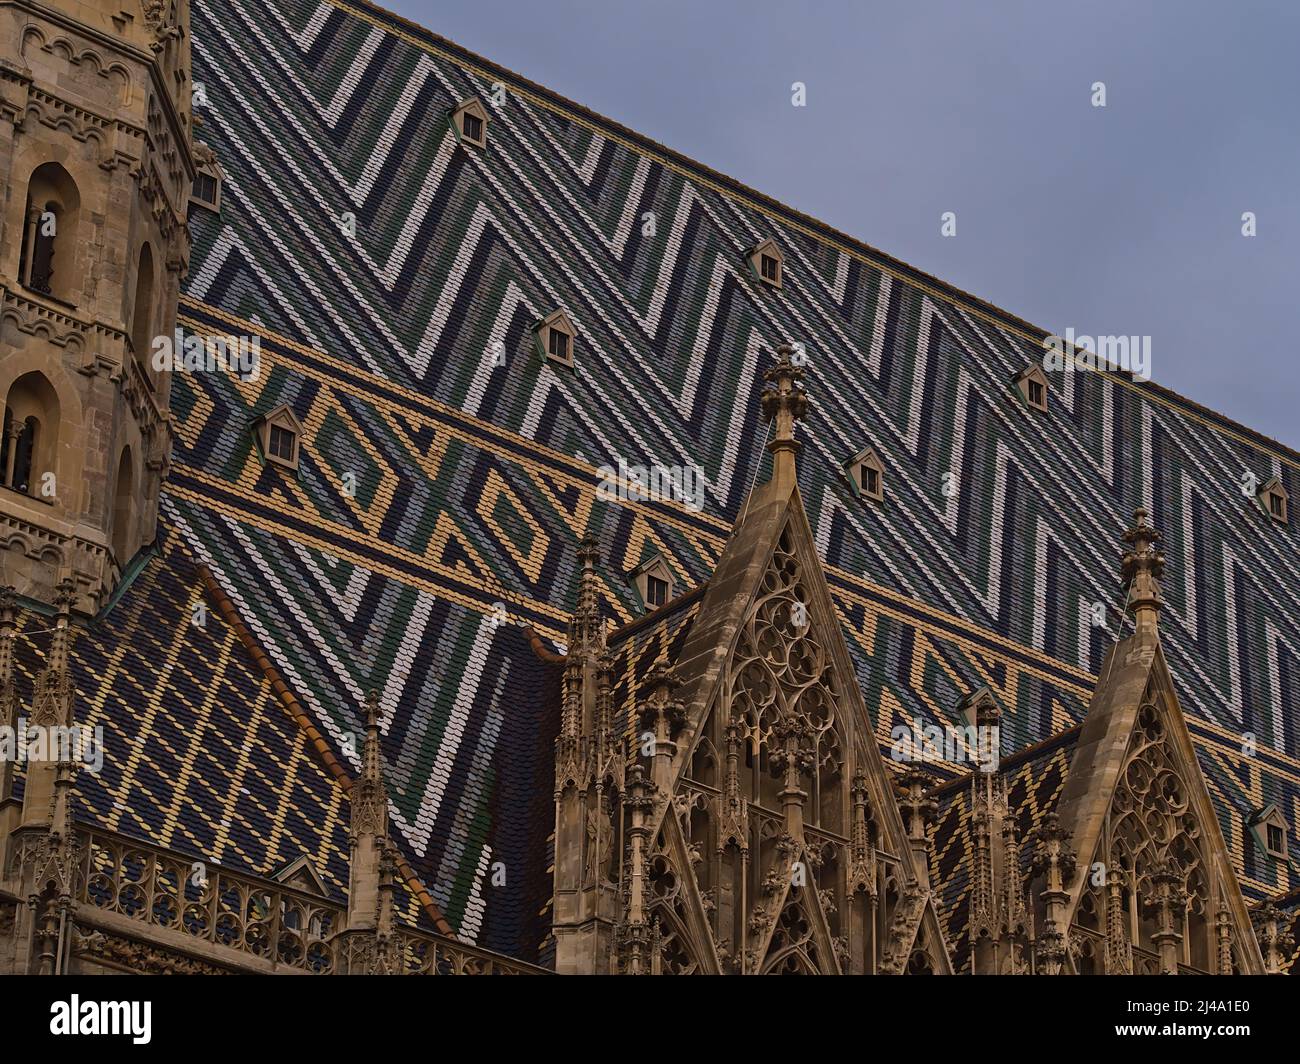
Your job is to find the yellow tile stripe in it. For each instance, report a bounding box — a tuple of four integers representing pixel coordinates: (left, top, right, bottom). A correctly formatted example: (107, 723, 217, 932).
(176, 300, 1102, 683)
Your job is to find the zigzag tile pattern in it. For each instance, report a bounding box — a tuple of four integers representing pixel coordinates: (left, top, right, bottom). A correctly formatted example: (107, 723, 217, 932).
(144, 0, 1300, 943)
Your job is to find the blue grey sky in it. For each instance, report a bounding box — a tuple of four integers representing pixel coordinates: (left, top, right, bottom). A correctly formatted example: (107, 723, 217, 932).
(386, 0, 1299, 448)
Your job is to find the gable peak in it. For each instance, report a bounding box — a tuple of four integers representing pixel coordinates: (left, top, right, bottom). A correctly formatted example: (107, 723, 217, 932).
(760, 345, 809, 491)
(1121, 508, 1165, 638)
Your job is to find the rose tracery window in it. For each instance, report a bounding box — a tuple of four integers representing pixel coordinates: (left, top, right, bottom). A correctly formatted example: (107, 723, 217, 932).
(725, 529, 846, 831)
(1087, 701, 1216, 972)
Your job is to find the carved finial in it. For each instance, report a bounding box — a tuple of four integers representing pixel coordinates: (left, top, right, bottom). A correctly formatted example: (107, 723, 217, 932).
(347, 689, 390, 933)
(761, 345, 809, 490)
(1253, 901, 1294, 975)
(0, 586, 16, 702)
(1121, 508, 1165, 637)
(897, 766, 938, 842)
(351, 690, 388, 846)
(958, 687, 1001, 775)
(577, 533, 601, 571)
(570, 534, 606, 654)
(362, 689, 384, 785)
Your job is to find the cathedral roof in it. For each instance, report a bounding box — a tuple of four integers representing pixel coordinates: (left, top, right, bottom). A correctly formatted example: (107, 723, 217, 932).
(45, 0, 1296, 956)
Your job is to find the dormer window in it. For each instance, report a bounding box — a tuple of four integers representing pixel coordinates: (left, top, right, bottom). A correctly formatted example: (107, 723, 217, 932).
(452, 97, 490, 150)
(1013, 364, 1050, 412)
(191, 168, 221, 213)
(1258, 476, 1288, 525)
(845, 446, 885, 502)
(269, 424, 295, 462)
(747, 239, 783, 289)
(190, 143, 222, 214)
(630, 555, 676, 612)
(535, 309, 576, 368)
(1249, 805, 1289, 861)
(548, 329, 569, 362)
(254, 404, 305, 473)
(646, 572, 669, 607)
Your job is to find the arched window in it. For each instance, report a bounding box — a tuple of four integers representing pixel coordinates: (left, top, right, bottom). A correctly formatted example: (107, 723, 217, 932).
(19, 163, 81, 304)
(112, 447, 135, 563)
(2, 373, 60, 500)
(131, 243, 156, 375)
(1, 413, 38, 494)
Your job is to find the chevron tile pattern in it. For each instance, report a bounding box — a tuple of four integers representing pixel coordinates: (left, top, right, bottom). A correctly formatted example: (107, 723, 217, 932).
(108, 0, 1300, 945)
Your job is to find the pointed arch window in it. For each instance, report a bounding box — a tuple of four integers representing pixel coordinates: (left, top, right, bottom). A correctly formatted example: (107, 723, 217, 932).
(131, 243, 157, 380)
(2, 373, 60, 501)
(111, 447, 136, 564)
(19, 162, 81, 305)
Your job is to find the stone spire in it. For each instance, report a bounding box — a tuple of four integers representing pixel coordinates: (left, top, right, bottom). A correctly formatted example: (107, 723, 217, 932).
(1148, 861, 1184, 974)
(617, 764, 656, 975)
(21, 578, 77, 829)
(347, 690, 388, 931)
(1216, 903, 1235, 975)
(26, 622, 83, 976)
(0, 586, 17, 815)
(570, 533, 605, 655)
(1121, 508, 1165, 639)
(770, 716, 814, 840)
(552, 534, 621, 974)
(761, 345, 809, 491)
(964, 690, 1029, 973)
(28, 752, 81, 975)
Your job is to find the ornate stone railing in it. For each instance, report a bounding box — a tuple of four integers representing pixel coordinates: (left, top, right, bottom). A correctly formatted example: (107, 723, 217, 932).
(67, 827, 546, 975)
(392, 929, 546, 975)
(79, 829, 341, 973)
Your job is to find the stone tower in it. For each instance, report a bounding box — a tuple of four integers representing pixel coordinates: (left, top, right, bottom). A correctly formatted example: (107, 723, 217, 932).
(0, 0, 192, 611)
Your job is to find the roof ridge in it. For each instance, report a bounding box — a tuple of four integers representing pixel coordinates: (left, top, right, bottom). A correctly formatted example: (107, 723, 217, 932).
(328, 0, 1300, 468)
(929, 722, 1084, 801)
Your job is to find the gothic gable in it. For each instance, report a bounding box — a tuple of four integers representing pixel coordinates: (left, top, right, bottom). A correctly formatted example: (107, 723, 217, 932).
(551, 350, 952, 974)
(1054, 637, 1265, 974)
(635, 429, 952, 974)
